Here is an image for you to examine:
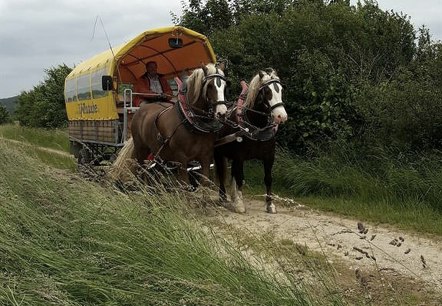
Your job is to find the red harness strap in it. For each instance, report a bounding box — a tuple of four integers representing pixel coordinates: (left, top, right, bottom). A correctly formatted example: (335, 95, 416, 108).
(174, 76, 187, 104)
(236, 80, 249, 123)
(174, 76, 192, 117)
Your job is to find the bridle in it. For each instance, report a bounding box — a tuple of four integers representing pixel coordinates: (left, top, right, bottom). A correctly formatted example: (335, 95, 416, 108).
(188, 69, 228, 118)
(202, 69, 229, 108)
(257, 78, 285, 112)
(176, 69, 228, 133)
(242, 78, 285, 124)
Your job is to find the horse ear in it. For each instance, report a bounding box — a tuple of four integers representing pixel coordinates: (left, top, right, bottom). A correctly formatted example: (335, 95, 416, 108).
(201, 63, 208, 76)
(259, 70, 265, 79)
(217, 61, 226, 71)
(265, 67, 274, 75)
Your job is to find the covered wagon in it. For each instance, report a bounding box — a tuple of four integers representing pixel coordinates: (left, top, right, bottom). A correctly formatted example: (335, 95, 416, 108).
(64, 26, 216, 165)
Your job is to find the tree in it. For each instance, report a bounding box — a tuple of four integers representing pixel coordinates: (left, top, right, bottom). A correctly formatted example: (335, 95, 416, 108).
(0, 104, 10, 124)
(15, 64, 72, 128)
(177, 0, 420, 152)
(173, 0, 233, 35)
(174, 0, 298, 36)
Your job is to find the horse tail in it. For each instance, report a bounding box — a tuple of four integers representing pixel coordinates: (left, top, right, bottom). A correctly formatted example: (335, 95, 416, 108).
(107, 138, 137, 182)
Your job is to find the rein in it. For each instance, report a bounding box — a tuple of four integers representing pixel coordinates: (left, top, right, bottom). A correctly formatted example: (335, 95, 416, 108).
(149, 105, 188, 163)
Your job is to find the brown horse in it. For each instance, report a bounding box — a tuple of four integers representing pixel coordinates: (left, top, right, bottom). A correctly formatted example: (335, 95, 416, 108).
(214, 69, 288, 213)
(117, 63, 228, 187)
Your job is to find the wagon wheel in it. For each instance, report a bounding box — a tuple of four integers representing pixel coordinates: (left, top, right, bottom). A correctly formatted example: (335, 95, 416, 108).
(78, 147, 93, 166)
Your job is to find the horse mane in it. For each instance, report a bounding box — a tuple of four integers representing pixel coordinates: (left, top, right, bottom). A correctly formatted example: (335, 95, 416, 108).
(186, 63, 219, 105)
(245, 68, 279, 108)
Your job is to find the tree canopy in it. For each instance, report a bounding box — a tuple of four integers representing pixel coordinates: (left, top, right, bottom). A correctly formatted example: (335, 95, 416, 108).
(0, 104, 10, 125)
(176, 0, 442, 153)
(15, 64, 72, 128)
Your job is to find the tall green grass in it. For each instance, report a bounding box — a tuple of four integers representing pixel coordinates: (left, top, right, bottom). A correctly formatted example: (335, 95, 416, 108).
(0, 124, 75, 170)
(0, 124, 70, 152)
(0, 140, 344, 305)
(244, 145, 442, 235)
(276, 147, 442, 205)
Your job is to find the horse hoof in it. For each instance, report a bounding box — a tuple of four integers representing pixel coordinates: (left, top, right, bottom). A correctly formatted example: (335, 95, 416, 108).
(266, 204, 277, 214)
(234, 205, 246, 214)
(225, 201, 246, 213)
(217, 198, 228, 207)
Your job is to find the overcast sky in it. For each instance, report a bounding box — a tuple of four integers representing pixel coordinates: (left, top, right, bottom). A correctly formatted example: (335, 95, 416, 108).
(1, 0, 441, 99)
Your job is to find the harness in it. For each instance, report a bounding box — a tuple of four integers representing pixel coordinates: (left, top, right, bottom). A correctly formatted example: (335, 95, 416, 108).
(218, 78, 284, 144)
(175, 71, 226, 133)
(148, 71, 227, 163)
(258, 79, 285, 113)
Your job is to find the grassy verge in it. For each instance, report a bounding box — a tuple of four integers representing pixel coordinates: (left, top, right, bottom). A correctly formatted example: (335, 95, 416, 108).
(0, 140, 346, 305)
(0, 124, 76, 171)
(0, 124, 70, 152)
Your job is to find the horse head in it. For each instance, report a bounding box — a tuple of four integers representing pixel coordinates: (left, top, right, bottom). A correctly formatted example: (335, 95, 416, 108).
(246, 69, 288, 125)
(187, 63, 228, 118)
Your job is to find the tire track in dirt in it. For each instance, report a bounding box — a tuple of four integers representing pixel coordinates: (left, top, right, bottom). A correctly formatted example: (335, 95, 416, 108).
(0, 137, 72, 158)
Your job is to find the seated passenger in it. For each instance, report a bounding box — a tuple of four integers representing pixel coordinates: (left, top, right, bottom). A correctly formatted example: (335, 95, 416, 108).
(133, 61, 173, 106)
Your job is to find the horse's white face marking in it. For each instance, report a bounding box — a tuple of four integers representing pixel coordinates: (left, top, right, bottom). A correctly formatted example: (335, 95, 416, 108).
(216, 103, 227, 117)
(267, 81, 288, 124)
(214, 76, 227, 117)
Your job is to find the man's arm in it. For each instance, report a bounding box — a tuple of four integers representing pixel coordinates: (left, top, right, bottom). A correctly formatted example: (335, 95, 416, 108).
(160, 77, 173, 97)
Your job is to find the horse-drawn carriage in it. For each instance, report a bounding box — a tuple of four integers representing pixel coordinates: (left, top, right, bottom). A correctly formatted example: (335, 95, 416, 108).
(64, 26, 217, 165)
(65, 26, 288, 213)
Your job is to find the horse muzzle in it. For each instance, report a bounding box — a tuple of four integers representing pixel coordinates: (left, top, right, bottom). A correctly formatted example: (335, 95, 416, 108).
(270, 102, 287, 124)
(215, 103, 228, 118)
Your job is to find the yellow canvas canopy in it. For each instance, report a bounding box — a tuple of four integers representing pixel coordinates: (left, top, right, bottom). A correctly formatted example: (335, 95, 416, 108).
(65, 26, 216, 121)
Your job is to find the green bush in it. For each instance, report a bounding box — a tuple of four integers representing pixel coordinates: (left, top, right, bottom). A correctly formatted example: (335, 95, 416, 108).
(0, 104, 10, 124)
(15, 64, 72, 128)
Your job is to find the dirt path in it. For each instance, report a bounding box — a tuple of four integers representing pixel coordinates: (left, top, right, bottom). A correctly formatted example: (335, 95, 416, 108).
(213, 197, 442, 294)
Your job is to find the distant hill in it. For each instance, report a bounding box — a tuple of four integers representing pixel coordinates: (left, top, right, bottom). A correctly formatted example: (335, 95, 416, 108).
(0, 95, 18, 114)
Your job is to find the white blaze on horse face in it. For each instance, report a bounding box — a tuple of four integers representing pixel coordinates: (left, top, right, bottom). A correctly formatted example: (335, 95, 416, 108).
(269, 83, 288, 124)
(214, 78, 227, 117)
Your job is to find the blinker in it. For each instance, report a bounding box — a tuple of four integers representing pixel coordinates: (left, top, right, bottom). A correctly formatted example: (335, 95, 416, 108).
(273, 82, 280, 93)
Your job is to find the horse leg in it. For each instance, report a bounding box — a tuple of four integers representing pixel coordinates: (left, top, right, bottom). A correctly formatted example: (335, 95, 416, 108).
(199, 156, 212, 187)
(198, 158, 214, 206)
(214, 151, 227, 203)
(133, 146, 151, 182)
(177, 164, 190, 188)
(230, 159, 246, 213)
(263, 157, 276, 213)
